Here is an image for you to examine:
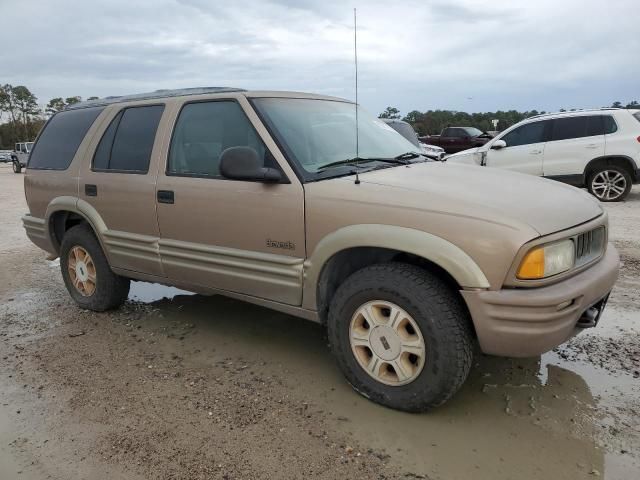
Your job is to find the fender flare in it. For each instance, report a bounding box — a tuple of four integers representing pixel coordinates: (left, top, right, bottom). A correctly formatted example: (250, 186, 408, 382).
(44, 197, 108, 253)
(584, 155, 638, 182)
(301, 224, 490, 310)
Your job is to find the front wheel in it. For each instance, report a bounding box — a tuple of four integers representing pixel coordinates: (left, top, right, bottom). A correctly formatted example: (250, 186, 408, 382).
(12, 160, 21, 173)
(60, 223, 130, 311)
(327, 263, 474, 412)
(588, 166, 631, 202)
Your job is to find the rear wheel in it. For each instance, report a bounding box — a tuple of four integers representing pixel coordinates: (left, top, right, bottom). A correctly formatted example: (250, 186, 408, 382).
(327, 263, 474, 412)
(60, 223, 130, 311)
(587, 166, 631, 202)
(12, 160, 21, 173)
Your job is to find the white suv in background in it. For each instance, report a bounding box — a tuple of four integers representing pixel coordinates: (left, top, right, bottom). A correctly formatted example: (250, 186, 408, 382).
(446, 109, 640, 201)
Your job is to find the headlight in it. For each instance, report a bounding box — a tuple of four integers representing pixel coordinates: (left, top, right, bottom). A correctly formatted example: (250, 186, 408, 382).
(516, 239, 575, 279)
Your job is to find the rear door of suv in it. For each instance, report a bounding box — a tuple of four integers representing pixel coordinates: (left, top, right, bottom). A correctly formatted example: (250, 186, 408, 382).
(154, 96, 306, 306)
(542, 115, 605, 178)
(78, 102, 167, 276)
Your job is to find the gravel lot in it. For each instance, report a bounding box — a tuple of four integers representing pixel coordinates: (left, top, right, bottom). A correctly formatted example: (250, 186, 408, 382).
(1, 164, 638, 479)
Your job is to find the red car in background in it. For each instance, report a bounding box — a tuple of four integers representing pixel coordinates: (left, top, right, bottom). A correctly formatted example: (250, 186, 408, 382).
(420, 127, 493, 154)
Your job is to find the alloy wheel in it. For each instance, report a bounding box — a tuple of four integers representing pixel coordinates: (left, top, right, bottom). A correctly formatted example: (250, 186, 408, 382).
(68, 246, 97, 296)
(591, 170, 627, 201)
(349, 300, 426, 386)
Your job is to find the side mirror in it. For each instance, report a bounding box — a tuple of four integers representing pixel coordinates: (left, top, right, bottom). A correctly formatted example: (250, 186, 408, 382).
(219, 146, 282, 183)
(491, 139, 507, 150)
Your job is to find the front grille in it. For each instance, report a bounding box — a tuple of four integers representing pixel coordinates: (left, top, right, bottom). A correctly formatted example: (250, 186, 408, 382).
(574, 226, 605, 267)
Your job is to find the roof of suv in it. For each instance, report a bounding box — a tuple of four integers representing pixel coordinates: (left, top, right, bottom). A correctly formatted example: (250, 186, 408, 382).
(527, 108, 628, 121)
(66, 87, 351, 111)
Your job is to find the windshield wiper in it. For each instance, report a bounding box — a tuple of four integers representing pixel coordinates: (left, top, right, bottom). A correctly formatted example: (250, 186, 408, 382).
(394, 151, 423, 161)
(316, 157, 381, 171)
(317, 152, 425, 172)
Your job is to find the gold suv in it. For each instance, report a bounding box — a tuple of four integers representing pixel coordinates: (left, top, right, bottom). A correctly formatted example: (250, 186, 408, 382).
(23, 88, 619, 411)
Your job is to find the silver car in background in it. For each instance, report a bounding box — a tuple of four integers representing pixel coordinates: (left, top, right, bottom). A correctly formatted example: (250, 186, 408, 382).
(382, 118, 445, 160)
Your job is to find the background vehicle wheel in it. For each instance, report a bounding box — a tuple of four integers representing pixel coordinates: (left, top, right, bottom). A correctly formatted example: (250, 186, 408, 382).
(327, 263, 474, 412)
(12, 160, 21, 173)
(588, 166, 631, 202)
(60, 223, 130, 311)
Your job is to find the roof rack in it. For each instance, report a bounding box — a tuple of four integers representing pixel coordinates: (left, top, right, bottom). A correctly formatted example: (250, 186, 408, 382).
(65, 87, 246, 110)
(527, 107, 624, 120)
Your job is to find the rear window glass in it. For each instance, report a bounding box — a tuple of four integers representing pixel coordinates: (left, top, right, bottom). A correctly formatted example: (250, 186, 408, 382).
(92, 105, 164, 173)
(28, 107, 104, 170)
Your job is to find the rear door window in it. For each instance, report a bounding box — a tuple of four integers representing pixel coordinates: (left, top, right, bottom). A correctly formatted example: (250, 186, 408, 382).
(28, 107, 104, 170)
(585, 116, 604, 136)
(550, 116, 609, 141)
(92, 105, 164, 173)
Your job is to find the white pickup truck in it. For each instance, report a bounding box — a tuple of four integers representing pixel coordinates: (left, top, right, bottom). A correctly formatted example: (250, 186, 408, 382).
(11, 142, 34, 173)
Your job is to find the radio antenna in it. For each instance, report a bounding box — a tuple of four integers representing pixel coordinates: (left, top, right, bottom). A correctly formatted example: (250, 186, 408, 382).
(353, 7, 360, 185)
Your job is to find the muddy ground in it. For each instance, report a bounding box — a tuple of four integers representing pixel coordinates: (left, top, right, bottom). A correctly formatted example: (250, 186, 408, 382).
(1, 164, 638, 479)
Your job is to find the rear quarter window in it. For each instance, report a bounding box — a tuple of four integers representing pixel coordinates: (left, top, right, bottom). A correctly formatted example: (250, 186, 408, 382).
(633, 111, 640, 123)
(28, 107, 105, 170)
(603, 115, 617, 134)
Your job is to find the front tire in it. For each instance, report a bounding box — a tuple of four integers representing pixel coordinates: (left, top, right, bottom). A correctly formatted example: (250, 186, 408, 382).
(60, 223, 130, 311)
(587, 166, 631, 202)
(327, 263, 474, 412)
(12, 160, 21, 173)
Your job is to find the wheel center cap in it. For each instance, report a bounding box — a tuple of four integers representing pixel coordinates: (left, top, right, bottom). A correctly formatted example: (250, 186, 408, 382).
(75, 261, 89, 282)
(369, 325, 401, 361)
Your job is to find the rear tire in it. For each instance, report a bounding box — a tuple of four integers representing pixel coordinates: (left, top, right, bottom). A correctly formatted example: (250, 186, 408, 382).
(587, 165, 632, 202)
(60, 223, 130, 311)
(327, 263, 474, 412)
(12, 160, 21, 173)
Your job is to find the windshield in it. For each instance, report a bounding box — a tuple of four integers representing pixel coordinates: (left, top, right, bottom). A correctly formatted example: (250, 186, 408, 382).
(253, 98, 419, 179)
(26, 142, 34, 152)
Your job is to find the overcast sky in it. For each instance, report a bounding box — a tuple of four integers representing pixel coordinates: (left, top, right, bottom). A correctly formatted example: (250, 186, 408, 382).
(3, 0, 638, 115)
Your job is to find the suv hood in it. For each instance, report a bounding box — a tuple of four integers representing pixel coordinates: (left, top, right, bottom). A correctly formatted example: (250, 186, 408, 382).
(355, 162, 602, 236)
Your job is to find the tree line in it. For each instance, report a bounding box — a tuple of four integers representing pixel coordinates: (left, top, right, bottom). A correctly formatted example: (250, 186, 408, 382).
(1, 82, 638, 148)
(0, 84, 99, 148)
(379, 100, 640, 136)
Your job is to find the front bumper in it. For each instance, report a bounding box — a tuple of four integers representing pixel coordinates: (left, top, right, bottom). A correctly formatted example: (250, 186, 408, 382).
(461, 245, 620, 357)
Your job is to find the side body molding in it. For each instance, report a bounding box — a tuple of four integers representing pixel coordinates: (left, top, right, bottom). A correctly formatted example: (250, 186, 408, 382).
(302, 224, 490, 310)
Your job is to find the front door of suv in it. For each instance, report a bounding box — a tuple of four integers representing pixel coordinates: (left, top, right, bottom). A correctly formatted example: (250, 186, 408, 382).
(485, 120, 549, 175)
(542, 115, 605, 177)
(155, 97, 306, 306)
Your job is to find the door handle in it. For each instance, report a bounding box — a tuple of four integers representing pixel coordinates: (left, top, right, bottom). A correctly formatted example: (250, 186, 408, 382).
(529, 150, 542, 155)
(85, 184, 97, 196)
(586, 144, 599, 149)
(157, 190, 174, 204)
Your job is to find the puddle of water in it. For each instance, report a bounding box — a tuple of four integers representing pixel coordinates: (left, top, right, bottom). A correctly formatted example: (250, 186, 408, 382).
(127, 281, 195, 303)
